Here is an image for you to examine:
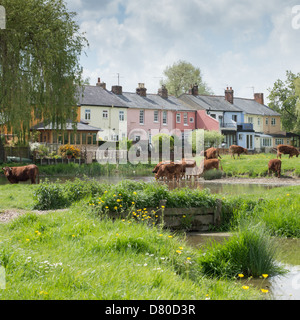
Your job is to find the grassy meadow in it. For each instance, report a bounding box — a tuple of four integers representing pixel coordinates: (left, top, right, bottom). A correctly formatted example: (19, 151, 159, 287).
(0, 176, 299, 300)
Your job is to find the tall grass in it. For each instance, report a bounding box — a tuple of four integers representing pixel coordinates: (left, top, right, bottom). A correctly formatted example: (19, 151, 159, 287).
(0, 205, 261, 300)
(198, 222, 285, 279)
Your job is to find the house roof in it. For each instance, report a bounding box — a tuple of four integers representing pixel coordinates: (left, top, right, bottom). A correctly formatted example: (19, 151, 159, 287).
(233, 97, 281, 116)
(76, 86, 128, 108)
(179, 94, 242, 112)
(179, 93, 281, 116)
(31, 120, 103, 132)
(115, 92, 195, 111)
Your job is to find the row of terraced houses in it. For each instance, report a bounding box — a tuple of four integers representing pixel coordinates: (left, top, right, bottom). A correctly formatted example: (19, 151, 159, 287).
(32, 77, 300, 152)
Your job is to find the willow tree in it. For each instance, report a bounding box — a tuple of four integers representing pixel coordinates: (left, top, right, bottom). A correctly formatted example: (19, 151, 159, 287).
(0, 0, 88, 144)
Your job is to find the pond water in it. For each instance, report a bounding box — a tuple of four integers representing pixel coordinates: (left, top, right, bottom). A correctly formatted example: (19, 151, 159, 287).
(186, 233, 300, 300)
(0, 174, 280, 195)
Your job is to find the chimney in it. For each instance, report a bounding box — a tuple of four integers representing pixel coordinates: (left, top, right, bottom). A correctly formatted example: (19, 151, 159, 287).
(96, 77, 106, 90)
(225, 87, 234, 104)
(158, 85, 168, 99)
(136, 83, 147, 97)
(111, 85, 122, 95)
(254, 93, 264, 105)
(188, 84, 199, 96)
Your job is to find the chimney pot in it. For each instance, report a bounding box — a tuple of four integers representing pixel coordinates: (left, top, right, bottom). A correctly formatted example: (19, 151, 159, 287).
(136, 83, 147, 97)
(158, 85, 168, 99)
(225, 87, 234, 104)
(96, 77, 106, 90)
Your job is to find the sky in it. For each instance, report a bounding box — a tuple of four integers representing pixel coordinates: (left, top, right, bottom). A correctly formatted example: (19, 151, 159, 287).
(65, 0, 300, 103)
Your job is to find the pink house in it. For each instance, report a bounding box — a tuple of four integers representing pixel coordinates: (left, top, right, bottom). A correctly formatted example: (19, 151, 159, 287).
(112, 84, 196, 142)
(196, 110, 219, 131)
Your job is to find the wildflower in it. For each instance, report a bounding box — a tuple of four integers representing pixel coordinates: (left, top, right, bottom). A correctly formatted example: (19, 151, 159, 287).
(187, 257, 191, 260)
(133, 192, 137, 195)
(72, 235, 75, 238)
(116, 233, 119, 236)
(168, 235, 173, 238)
(26, 238, 30, 242)
(105, 206, 109, 209)
(39, 291, 48, 295)
(161, 205, 165, 208)
(178, 246, 183, 250)
(242, 286, 249, 290)
(114, 206, 118, 210)
(286, 194, 290, 196)
(116, 199, 121, 202)
(132, 202, 135, 205)
(159, 234, 163, 237)
(238, 274, 244, 278)
(176, 250, 182, 254)
(261, 289, 269, 293)
(113, 194, 116, 197)
(262, 274, 268, 279)
(182, 215, 186, 218)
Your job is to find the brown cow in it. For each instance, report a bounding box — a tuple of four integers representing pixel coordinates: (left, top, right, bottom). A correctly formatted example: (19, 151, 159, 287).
(155, 162, 183, 182)
(181, 158, 196, 179)
(268, 159, 281, 178)
(2, 165, 40, 184)
(229, 145, 248, 159)
(204, 147, 222, 160)
(276, 144, 299, 159)
(199, 159, 222, 176)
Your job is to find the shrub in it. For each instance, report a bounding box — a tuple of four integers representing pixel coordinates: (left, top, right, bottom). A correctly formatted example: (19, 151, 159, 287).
(198, 223, 285, 278)
(59, 144, 81, 158)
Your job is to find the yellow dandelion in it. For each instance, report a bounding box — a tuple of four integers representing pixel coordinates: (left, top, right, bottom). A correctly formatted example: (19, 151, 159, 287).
(176, 250, 182, 254)
(133, 192, 137, 195)
(132, 202, 135, 205)
(72, 235, 75, 237)
(238, 274, 244, 278)
(26, 238, 30, 242)
(261, 289, 269, 293)
(262, 274, 268, 279)
(187, 257, 191, 260)
(286, 194, 290, 196)
(114, 206, 118, 210)
(242, 286, 249, 290)
(116, 233, 119, 236)
(168, 235, 173, 238)
(105, 206, 108, 209)
(161, 205, 165, 208)
(159, 234, 163, 237)
(116, 199, 121, 202)
(179, 246, 183, 250)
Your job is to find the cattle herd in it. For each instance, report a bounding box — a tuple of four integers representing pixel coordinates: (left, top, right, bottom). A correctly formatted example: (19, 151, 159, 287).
(152, 144, 299, 182)
(0, 144, 299, 184)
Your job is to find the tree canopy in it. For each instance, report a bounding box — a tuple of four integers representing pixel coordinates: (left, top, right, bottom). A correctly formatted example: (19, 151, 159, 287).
(0, 0, 88, 143)
(268, 70, 300, 134)
(162, 60, 212, 97)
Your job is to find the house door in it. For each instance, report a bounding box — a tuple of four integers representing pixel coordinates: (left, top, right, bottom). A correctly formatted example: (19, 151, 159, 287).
(246, 134, 253, 149)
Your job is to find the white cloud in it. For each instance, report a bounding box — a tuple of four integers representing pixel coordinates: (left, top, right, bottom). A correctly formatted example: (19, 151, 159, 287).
(68, 0, 300, 102)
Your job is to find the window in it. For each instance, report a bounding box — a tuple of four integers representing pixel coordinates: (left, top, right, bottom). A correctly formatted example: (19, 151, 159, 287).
(232, 115, 237, 122)
(93, 133, 97, 145)
(103, 110, 108, 119)
(139, 110, 144, 124)
(76, 133, 81, 145)
(210, 114, 216, 119)
(265, 118, 268, 125)
(262, 138, 271, 147)
(239, 134, 243, 140)
(257, 118, 261, 126)
(271, 118, 276, 125)
(135, 135, 141, 142)
(163, 111, 167, 124)
(189, 117, 194, 123)
(119, 110, 124, 121)
(248, 117, 253, 123)
(184, 113, 188, 125)
(85, 109, 91, 120)
(176, 113, 181, 123)
(82, 133, 87, 144)
(275, 138, 284, 145)
(154, 110, 158, 122)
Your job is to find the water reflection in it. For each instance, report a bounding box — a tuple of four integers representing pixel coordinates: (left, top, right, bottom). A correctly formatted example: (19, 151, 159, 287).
(186, 233, 300, 300)
(0, 174, 279, 195)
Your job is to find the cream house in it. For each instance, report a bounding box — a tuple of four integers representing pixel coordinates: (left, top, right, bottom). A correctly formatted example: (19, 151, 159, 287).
(78, 83, 128, 142)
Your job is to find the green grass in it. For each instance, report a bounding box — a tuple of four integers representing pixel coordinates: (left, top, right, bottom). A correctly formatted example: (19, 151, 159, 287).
(0, 205, 262, 300)
(198, 222, 286, 279)
(219, 153, 300, 177)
